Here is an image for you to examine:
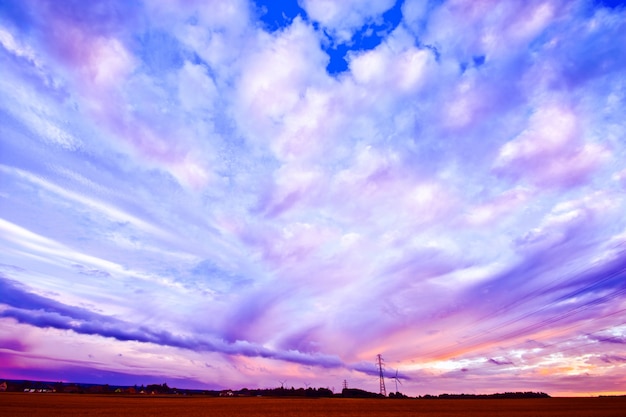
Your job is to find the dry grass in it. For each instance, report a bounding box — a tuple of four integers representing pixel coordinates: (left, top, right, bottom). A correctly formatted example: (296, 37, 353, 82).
(1, 393, 625, 416)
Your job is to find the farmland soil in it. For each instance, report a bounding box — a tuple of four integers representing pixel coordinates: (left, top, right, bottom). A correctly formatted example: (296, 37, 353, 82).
(1, 393, 625, 416)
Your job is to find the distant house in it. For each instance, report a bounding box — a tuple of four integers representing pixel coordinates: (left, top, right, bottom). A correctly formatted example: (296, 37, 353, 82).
(219, 389, 234, 397)
(0, 381, 7, 392)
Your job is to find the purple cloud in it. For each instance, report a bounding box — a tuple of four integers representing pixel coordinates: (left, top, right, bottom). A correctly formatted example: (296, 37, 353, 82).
(488, 358, 515, 366)
(590, 334, 626, 345)
(0, 276, 344, 370)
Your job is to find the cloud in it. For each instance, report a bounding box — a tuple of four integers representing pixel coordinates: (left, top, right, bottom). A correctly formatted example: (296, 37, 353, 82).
(494, 104, 610, 188)
(488, 358, 515, 366)
(234, 17, 330, 154)
(300, 0, 396, 42)
(348, 34, 434, 93)
(0, 165, 170, 239)
(598, 354, 626, 363)
(0, 276, 345, 370)
(590, 334, 626, 345)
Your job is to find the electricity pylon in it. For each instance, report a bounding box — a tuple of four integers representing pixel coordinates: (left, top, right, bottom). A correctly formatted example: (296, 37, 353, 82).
(376, 354, 387, 397)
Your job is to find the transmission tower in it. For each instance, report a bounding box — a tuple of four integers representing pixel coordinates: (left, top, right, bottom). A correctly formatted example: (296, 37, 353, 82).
(376, 354, 387, 397)
(342, 379, 348, 390)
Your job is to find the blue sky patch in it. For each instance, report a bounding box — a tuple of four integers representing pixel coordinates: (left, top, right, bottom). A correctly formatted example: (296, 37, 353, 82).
(595, 0, 626, 8)
(254, 0, 307, 32)
(323, 0, 404, 75)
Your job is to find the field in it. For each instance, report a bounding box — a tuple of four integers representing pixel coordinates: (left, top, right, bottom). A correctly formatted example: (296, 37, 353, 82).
(1, 393, 625, 416)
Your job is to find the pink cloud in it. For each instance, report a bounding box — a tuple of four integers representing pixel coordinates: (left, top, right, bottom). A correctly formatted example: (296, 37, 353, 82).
(494, 104, 610, 187)
(465, 187, 534, 226)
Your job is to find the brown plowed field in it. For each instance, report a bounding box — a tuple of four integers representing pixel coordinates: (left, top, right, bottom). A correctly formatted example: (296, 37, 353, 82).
(1, 393, 625, 416)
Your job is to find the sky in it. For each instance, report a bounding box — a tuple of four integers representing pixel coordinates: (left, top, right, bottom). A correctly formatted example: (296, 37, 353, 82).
(1, 0, 626, 397)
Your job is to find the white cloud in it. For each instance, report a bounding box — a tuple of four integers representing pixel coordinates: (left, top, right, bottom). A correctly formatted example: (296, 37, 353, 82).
(0, 26, 39, 64)
(86, 37, 137, 87)
(300, 0, 396, 42)
(234, 18, 329, 152)
(350, 42, 433, 93)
